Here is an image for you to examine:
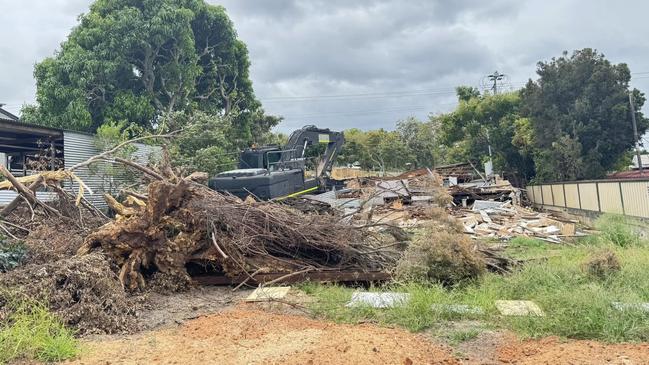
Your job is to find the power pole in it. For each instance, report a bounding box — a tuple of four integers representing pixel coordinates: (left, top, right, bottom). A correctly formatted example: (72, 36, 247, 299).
(629, 92, 644, 172)
(487, 71, 505, 94)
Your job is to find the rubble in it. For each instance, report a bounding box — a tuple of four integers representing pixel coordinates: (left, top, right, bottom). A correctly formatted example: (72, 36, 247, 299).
(452, 200, 582, 243)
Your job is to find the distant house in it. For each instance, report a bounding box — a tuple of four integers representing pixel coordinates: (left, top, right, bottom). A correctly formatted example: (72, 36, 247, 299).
(607, 153, 649, 179)
(0, 106, 160, 209)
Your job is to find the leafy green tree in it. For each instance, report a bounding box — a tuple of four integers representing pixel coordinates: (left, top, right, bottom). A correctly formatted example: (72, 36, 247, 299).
(338, 128, 371, 168)
(365, 129, 412, 174)
(163, 111, 235, 175)
(521, 48, 649, 181)
(439, 89, 535, 184)
(22, 0, 277, 142)
(396, 117, 442, 168)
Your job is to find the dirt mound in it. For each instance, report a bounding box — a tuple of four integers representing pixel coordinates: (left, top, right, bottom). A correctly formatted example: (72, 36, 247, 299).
(584, 248, 621, 279)
(73, 308, 460, 365)
(2, 203, 107, 264)
(0, 253, 136, 334)
(497, 336, 649, 364)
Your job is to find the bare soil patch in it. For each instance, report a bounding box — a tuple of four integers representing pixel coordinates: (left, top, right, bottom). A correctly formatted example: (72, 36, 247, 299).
(497, 336, 649, 364)
(71, 308, 460, 365)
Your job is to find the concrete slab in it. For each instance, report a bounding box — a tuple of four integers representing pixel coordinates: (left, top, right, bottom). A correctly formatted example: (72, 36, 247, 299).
(244, 286, 291, 302)
(431, 304, 484, 315)
(346, 292, 410, 308)
(612, 302, 649, 312)
(495, 300, 544, 316)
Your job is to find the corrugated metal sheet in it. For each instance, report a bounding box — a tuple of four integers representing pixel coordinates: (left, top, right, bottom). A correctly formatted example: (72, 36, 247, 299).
(541, 185, 554, 206)
(564, 184, 580, 209)
(551, 184, 565, 207)
(0, 191, 58, 205)
(621, 181, 649, 218)
(578, 183, 599, 211)
(597, 182, 623, 214)
(63, 131, 161, 209)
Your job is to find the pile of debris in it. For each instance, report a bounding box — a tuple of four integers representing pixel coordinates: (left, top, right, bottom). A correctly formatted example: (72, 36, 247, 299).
(81, 177, 401, 291)
(0, 253, 136, 334)
(453, 200, 580, 243)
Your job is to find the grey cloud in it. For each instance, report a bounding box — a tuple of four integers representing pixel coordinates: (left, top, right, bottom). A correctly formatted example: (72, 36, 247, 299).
(2, 0, 649, 134)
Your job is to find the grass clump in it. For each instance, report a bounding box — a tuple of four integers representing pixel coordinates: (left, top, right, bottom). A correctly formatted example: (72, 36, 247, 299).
(595, 214, 643, 247)
(395, 228, 485, 285)
(447, 329, 480, 345)
(583, 249, 621, 279)
(0, 297, 79, 363)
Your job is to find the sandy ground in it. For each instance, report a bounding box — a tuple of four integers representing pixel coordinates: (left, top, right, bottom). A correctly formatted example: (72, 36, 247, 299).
(497, 336, 649, 364)
(70, 308, 459, 365)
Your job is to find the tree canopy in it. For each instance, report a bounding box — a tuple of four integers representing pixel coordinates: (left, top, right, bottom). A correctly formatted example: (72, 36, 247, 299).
(438, 88, 535, 185)
(521, 48, 648, 181)
(23, 0, 278, 141)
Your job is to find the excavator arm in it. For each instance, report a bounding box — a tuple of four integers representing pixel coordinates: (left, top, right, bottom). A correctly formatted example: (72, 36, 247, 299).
(285, 125, 345, 179)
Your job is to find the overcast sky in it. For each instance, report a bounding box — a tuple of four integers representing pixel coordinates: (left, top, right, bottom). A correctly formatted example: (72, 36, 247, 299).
(2, 0, 649, 138)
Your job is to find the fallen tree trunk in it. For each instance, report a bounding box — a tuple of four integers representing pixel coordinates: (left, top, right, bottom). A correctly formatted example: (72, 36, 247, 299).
(0, 165, 61, 217)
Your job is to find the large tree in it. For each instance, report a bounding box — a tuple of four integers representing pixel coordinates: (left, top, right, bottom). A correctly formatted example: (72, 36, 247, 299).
(23, 0, 277, 141)
(439, 88, 535, 185)
(521, 48, 648, 181)
(396, 117, 443, 168)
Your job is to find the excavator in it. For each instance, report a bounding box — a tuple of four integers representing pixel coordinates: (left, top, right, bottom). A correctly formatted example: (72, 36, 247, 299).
(208, 125, 345, 200)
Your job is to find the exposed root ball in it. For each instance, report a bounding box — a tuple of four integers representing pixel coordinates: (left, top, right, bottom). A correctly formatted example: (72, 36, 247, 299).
(82, 180, 397, 291)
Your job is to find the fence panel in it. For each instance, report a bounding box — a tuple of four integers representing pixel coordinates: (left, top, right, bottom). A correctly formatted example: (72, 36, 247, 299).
(620, 181, 649, 218)
(551, 184, 566, 207)
(597, 182, 623, 214)
(528, 179, 649, 219)
(577, 183, 599, 212)
(541, 185, 554, 206)
(564, 184, 580, 209)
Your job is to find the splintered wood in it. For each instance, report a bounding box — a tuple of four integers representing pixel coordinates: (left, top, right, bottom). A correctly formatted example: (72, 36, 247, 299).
(454, 200, 581, 243)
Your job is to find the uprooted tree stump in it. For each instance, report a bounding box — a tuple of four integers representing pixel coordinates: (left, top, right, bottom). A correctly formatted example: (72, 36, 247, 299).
(80, 179, 399, 291)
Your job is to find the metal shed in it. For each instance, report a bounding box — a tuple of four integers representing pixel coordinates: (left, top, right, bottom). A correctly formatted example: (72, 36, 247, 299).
(0, 119, 160, 209)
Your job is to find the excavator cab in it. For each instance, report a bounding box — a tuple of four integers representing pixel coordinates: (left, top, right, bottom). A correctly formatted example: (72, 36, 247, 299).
(208, 125, 344, 200)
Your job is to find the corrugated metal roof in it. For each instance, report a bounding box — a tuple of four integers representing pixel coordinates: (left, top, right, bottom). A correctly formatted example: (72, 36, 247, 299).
(0, 107, 19, 121)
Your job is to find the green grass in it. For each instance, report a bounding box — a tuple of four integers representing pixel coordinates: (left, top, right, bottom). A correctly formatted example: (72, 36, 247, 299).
(298, 217, 649, 342)
(594, 214, 645, 247)
(0, 298, 79, 364)
(446, 329, 480, 345)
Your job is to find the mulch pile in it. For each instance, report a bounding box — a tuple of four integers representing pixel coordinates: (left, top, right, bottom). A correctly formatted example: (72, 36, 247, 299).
(0, 252, 136, 334)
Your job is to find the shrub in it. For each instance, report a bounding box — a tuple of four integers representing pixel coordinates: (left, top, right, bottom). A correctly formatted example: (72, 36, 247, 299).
(395, 228, 485, 284)
(0, 237, 27, 272)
